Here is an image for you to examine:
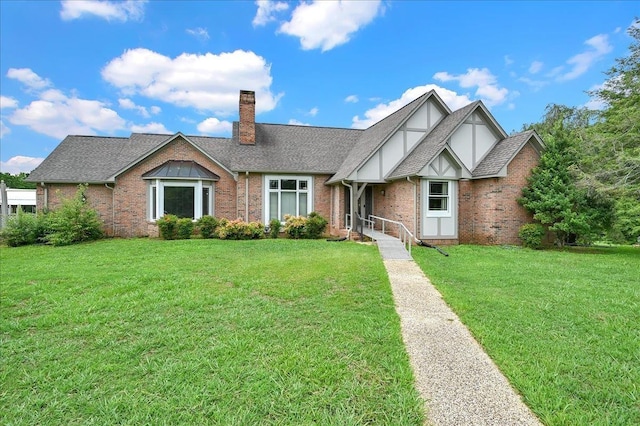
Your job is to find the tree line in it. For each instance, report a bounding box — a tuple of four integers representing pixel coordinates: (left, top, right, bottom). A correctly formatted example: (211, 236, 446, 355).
(519, 19, 639, 245)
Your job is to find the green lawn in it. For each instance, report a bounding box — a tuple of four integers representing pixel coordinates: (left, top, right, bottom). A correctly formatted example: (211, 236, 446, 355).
(413, 245, 640, 426)
(1, 239, 424, 425)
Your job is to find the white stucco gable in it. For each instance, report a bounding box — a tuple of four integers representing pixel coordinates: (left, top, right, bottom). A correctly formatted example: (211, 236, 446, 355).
(419, 148, 471, 179)
(351, 97, 447, 181)
(448, 105, 507, 172)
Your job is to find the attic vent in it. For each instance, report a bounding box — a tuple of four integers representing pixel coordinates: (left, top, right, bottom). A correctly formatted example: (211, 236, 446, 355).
(142, 160, 220, 180)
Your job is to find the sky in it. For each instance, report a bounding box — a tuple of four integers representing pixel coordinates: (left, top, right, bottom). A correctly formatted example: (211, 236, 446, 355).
(0, 1, 638, 175)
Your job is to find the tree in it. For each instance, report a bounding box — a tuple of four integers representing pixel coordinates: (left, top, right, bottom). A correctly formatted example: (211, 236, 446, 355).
(582, 19, 640, 242)
(0, 172, 36, 189)
(520, 113, 614, 246)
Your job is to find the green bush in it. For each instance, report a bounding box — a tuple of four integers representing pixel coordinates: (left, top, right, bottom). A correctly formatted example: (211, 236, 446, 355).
(197, 215, 219, 239)
(305, 212, 328, 239)
(269, 218, 281, 239)
(44, 185, 104, 246)
(283, 212, 328, 239)
(157, 214, 178, 240)
(1, 211, 46, 247)
(177, 218, 194, 239)
(216, 218, 264, 240)
(283, 215, 306, 239)
(519, 223, 546, 249)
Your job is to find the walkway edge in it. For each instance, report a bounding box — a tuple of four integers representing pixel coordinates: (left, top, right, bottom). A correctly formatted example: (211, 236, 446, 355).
(383, 259, 542, 426)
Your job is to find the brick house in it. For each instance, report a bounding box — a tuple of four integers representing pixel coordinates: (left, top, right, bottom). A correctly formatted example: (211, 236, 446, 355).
(27, 90, 544, 244)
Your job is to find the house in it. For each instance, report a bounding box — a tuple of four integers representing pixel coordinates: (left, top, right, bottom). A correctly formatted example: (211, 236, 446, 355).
(27, 90, 544, 244)
(0, 188, 37, 214)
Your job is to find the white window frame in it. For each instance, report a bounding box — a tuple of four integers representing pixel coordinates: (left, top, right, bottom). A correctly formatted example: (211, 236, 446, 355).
(148, 179, 214, 221)
(424, 180, 452, 218)
(264, 175, 313, 223)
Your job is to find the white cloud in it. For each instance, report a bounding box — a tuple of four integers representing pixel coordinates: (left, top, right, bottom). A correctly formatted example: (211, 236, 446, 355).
(9, 89, 126, 139)
(0, 120, 10, 138)
(288, 119, 311, 126)
(6, 68, 51, 90)
(150, 106, 161, 114)
(197, 117, 233, 134)
(556, 34, 612, 82)
(434, 68, 508, 106)
(186, 27, 210, 41)
(518, 77, 548, 91)
(344, 95, 358, 103)
(351, 84, 473, 129)
(60, 0, 147, 22)
(119, 98, 151, 117)
(102, 48, 282, 115)
(1, 96, 19, 109)
(308, 107, 318, 117)
(253, 0, 289, 27)
(504, 55, 514, 66)
(529, 61, 543, 74)
(130, 122, 171, 134)
(1, 156, 44, 174)
(279, 0, 383, 52)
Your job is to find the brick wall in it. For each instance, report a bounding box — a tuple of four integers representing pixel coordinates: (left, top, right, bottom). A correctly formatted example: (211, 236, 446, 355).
(37, 183, 115, 235)
(460, 142, 539, 245)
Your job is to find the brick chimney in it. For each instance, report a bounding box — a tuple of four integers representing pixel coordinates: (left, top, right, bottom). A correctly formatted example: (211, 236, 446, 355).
(239, 90, 255, 145)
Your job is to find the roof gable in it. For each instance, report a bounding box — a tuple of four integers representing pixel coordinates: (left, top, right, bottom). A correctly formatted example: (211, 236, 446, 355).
(472, 130, 544, 178)
(388, 101, 480, 180)
(328, 90, 449, 183)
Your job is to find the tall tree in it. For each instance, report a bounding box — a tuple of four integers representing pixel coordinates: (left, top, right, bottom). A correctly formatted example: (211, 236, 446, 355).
(520, 109, 614, 246)
(584, 18, 640, 241)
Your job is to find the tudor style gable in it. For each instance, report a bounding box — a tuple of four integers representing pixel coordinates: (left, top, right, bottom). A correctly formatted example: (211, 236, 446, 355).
(446, 105, 506, 172)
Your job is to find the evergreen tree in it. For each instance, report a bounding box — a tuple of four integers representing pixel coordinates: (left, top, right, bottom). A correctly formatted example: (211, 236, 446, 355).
(519, 119, 614, 246)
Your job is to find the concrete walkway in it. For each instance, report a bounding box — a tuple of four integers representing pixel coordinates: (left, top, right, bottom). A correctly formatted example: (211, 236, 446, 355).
(367, 234, 542, 425)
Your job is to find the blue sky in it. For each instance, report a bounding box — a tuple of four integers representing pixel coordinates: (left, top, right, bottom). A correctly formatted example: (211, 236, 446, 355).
(0, 1, 637, 174)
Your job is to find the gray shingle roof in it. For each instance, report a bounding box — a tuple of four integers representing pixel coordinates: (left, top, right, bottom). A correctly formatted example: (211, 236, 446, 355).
(27, 124, 362, 183)
(225, 123, 362, 173)
(327, 91, 438, 184)
(388, 101, 480, 179)
(472, 130, 538, 177)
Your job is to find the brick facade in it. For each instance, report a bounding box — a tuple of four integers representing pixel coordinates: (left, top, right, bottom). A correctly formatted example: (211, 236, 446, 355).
(458, 142, 538, 245)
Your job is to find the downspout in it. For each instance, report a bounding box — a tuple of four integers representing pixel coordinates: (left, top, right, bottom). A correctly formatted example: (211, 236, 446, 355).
(105, 183, 115, 236)
(245, 172, 249, 221)
(407, 176, 418, 242)
(41, 182, 48, 211)
(341, 180, 353, 239)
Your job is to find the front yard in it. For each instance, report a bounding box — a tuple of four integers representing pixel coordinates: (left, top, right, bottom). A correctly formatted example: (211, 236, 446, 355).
(413, 244, 639, 425)
(1, 239, 424, 425)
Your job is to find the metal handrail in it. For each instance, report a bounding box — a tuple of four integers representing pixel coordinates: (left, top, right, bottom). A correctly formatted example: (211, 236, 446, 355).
(367, 214, 414, 255)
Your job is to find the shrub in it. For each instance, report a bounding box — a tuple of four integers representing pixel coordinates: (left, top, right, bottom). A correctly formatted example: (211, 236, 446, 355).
(283, 212, 328, 239)
(519, 223, 546, 249)
(216, 219, 264, 240)
(1, 211, 45, 247)
(177, 218, 194, 239)
(157, 214, 179, 240)
(283, 215, 306, 239)
(44, 185, 104, 246)
(269, 218, 282, 239)
(197, 215, 219, 239)
(305, 212, 328, 239)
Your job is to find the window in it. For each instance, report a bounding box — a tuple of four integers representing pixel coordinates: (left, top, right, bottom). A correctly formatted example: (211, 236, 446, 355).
(265, 175, 312, 222)
(427, 180, 451, 217)
(149, 180, 214, 220)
